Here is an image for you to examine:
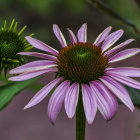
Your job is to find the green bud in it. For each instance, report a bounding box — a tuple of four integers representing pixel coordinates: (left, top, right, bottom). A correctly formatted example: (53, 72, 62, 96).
(0, 19, 33, 76)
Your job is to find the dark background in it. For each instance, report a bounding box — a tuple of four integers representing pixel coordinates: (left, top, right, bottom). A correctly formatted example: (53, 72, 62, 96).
(0, 0, 140, 140)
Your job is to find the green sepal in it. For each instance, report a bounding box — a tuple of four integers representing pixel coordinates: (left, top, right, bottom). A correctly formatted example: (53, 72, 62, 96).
(23, 46, 34, 51)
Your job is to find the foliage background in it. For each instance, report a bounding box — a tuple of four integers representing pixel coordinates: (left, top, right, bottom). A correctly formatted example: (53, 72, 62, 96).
(0, 0, 140, 140)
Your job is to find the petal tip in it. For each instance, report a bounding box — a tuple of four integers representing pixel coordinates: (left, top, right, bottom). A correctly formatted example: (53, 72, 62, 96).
(8, 78, 11, 81)
(107, 26, 112, 30)
(51, 121, 55, 125)
(24, 105, 29, 110)
(67, 115, 73, 119)
(119, 29, 124, 34)
(66, 111, 74, 119)
(80, 23, 87, 29)
(83, 23, 87, 28)
(87, 119, 93, 125)
(25, 36, 32, 40)
(130, 106, 135, 112)
(8, 77, 13, 81)
(49, 117, 55, 125)
(130, 38, 135, 41)
(106, 115, 114, 121)
(17, 52, 24, 55)
(53, 24, 58, 28)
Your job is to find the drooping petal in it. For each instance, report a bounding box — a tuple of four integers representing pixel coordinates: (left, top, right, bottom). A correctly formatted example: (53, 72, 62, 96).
(94, 26, 112, 47)
(109, 48, 140, 63)
(67, 28, 77, 43)
(9, 68, 57, 81)
(24, 77, 63, 109)
(82, 84, 97, 124)
(101, 76, 134, 111)
(101, 30, 124, 52)
(48, 80, 70, 124)
(105, 71, 140, 89)
(53, 24, 67, 48)
(106, 67, 140, 77)
(18, 52, 57, 61)
(90, 81, 118, 120)
(26, 36, 58, 56)
(94, 81, 118, 118)
(105, 39, 135, 57)
(9, 60, 56, 74)
(65, 83, 79, 119)
(77, 23, 87, 42)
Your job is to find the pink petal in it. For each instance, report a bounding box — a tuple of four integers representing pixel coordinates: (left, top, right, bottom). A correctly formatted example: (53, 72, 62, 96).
(24, 77, 63, 109)
(48, 80, 70, 124)
(26, 36, 58, 56)
(53, 24, 67, 48)
(106, 67, 140, 77)
(94, 81, 118, 118)
(18, 52, 57, 61)
(9, 60, 55, 74)
(9, 68, 57, 81)
(77, 23, 87, 42)
(90, 81, 118, 120)
(65, 83, 79, 119)
(82, 84, 97, 124)
(106, 71, 140, 89)
(101, 30, 124, 52)
(109, 48, 140, 63)
(105, 39, 135, 57)
(94, 26, 112, 47)
(101, 76, 134, 111)
(67, 28, 77, 43)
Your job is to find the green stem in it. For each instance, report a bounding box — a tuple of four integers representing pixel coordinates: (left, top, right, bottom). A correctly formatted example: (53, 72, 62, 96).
(76, 86, 86, 140)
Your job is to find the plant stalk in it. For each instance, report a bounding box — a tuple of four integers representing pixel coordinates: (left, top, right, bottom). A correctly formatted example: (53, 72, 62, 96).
(76, 86, 86, 140)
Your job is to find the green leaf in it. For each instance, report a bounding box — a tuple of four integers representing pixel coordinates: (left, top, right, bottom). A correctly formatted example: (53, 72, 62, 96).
(125, 86, 140, 106)
(28, 82, 44, 91)
(0, 78, 37, 111)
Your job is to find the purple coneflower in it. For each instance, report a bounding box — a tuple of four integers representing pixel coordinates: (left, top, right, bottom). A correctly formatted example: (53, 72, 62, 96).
(9, 23, 140, 124)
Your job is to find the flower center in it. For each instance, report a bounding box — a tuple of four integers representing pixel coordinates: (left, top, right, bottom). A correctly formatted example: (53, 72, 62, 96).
(0, 31, 25, 60)
(57, 43, 108, 84)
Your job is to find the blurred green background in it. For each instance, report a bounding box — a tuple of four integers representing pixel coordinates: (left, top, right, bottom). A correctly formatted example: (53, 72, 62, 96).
(0, 0, 140, 43)
(0, 0, 140, 140)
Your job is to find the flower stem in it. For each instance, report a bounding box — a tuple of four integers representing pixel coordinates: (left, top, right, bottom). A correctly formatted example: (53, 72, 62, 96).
(76, 86, 86, 140)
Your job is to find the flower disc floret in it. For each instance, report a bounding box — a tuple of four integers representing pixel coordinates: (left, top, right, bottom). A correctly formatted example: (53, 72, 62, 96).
(57, 43, 108, 83)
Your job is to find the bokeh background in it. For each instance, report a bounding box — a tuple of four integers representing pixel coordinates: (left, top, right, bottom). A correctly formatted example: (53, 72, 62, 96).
(0, 0, 140, 140)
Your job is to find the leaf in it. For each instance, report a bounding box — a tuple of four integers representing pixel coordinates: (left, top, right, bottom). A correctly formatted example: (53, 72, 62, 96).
(28, 82, 44, 92)
(0, 78, 37, 111)
(125, 86, 140, 107)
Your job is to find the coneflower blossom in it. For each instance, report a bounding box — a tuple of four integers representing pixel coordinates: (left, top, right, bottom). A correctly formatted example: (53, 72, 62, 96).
(0, 19, 33, 75)
(9, 23, 140, 124)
